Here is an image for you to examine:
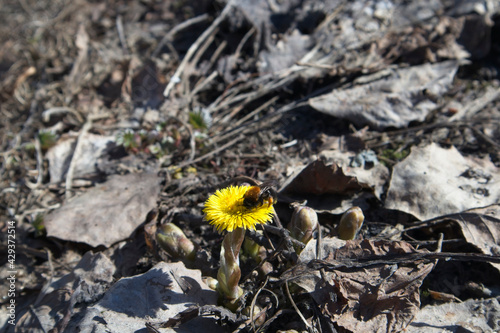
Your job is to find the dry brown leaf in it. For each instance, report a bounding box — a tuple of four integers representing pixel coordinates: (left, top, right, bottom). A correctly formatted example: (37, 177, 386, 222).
(385, 143, 500, 220)
(292, 239, 434, 333)
(308, 61, 459, 129)
(45, 173, 161, 247)
(46, 133, 114, 183)
(281, 159, 370, 196)
(429, 204, 500, 272)
(320, 149, 390, 200)
(407, 298, 500, 332)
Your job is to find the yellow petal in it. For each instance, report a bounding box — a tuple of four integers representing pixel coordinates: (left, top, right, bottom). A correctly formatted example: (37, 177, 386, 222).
(203, 185, 275, 232)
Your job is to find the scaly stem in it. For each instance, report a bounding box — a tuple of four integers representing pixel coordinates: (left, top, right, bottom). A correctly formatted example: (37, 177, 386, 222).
(217, 227, 245, 300)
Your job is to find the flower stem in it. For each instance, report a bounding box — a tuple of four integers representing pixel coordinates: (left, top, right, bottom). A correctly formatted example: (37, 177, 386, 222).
(217, 227, 245, 300)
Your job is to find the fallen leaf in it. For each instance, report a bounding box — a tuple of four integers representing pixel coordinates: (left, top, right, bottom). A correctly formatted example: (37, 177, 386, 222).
(280, 159, 374, 215)
(46, 133, 115, 183)
(424, 204, 500, 272)
(320, 149, 390, 200)
(16, 252, 115, 332)
(71, 261, 219, 332)
(281, 160, 370, 196)
(308, 61, 459, 129)
(258, 30, 312, 74)
(407, 297, 500, 332)
(289, 239, 434, 333)
(385, 143, 500, 220)
(45, 173, 161, 247)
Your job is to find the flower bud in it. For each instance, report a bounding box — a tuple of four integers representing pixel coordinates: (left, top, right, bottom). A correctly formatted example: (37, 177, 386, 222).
(204, 276, 218, 291)
(156, 223, 196, 261)
(243, 237, 261, 260)
(338, 207, 364, 240)
(242, 305, 266, 326)
(288, 206, 318, 246)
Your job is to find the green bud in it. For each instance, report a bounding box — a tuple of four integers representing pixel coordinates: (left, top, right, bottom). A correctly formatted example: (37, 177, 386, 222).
(338, 207, 364, 240)
(242, 305, 266, 326)
(156, 223, 196, 261)
(204, 276, 218, 291)
(288, 206, 318, 246)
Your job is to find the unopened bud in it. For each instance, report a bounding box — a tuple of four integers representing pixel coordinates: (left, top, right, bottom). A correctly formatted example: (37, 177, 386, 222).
(204, 276, 218, 291)
(242, 305, 266, 326)
(243, 237, 260, 258)
(243, 232, 267, 263)
(156, 223, 196, 261)
(338, 207, 364, 240)
(288, 206, 318, 246)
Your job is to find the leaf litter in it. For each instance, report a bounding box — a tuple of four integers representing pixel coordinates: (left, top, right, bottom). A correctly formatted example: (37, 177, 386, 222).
(1, 0, 500, 332)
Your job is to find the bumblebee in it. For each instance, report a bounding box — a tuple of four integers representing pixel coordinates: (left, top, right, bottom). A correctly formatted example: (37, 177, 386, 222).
(242, 185, 277, 209)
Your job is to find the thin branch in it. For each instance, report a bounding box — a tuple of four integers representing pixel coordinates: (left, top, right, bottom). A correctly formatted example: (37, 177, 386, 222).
(189, 28, 218, 74)
(152, 14, 210, 58)
(116, 15, 130, 55)
(172, 133, 244, 169)
(282, 251, 500, 283)
(65, 119, 92, 199)
(249, 277, 268, 333)
(449, 86, 500, 122)
(42, 106, 85, 124)
(26, 135, 43, 190)
(208, 40, 227, 68)
(235, 27, 256, 59)
(189, 70, 218, 98)
(163, 1, 234, 98)
(285, 281, 312, 330)
(314, 252, 500, 270)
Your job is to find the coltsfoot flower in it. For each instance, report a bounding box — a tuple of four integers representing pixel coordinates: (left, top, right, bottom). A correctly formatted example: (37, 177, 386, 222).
(203, 185, 275, 233)
(203, 184, 277, 305)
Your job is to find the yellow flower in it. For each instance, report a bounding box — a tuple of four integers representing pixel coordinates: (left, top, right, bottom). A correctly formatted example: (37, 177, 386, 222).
(203, 185, 275, 232)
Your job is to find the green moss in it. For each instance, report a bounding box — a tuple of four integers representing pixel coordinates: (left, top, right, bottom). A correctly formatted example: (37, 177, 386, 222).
(188, 111, 208, 130)
(380, 148, 409, 163)
(38, 130, 58, 150)
(33, 214, 46, 237)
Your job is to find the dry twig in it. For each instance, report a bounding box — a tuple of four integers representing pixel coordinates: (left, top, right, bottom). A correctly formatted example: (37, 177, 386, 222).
(163, 1, 234, 98)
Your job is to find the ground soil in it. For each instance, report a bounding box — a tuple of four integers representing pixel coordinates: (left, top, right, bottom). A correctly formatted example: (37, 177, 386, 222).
(1, 1, 500, 332)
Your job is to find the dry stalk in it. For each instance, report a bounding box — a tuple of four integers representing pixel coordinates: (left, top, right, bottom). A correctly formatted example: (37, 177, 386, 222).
(25, 135, 43, 190)
(208, 40, 228, 68)
(65, 119, 92, 199)
(285, 281, 312, 330)
(116, 15, 130, 55)
(189, 71, 219, 99)
(152, 13, 210, 58)
(173, 134, 245, 169)
(163, 1, 234, 98)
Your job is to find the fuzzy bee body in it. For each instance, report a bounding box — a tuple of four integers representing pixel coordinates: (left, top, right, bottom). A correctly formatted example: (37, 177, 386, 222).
(242, 185, 277, 209)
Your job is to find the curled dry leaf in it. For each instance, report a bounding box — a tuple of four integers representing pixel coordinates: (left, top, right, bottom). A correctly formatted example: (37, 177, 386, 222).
(281, 159, 370, 196)
(46, 133, 114, 183)
(320, 149, 390, 200)
(280, 159, 375, 215)
(289, 239, 434, 333)
(425, 204, 500, 273)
